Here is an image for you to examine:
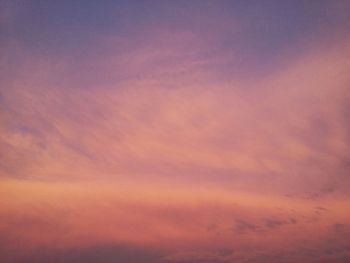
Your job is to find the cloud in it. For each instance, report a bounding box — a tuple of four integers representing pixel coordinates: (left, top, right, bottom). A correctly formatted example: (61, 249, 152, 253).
(1, 178, 349, 262)
(264, 218, 292, 229)
(2, 34, 350, 197)
(3, 245, 167, 263)
(1, 5, 350, 262)
(234, 219, 257, 232)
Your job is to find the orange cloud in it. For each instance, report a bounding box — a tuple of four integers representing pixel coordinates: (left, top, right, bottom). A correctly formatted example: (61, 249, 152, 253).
(1, 28, 350, 262)
(1, 178, 349, 262)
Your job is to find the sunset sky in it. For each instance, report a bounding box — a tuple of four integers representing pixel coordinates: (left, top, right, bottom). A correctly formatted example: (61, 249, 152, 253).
(1, 1, 350, 262)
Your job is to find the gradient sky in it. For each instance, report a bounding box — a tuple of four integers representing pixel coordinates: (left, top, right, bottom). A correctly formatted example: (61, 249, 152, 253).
(1, 1, 350, 263)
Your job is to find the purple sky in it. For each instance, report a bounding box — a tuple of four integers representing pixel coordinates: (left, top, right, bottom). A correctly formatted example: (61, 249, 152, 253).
(1, 1, 350, 262)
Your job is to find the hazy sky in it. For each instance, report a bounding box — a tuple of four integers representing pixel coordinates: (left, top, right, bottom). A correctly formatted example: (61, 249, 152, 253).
(1, 1, 350, 262)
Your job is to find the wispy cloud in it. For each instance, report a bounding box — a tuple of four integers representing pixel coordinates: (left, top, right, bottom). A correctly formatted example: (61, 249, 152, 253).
(1, 1, 350, 262)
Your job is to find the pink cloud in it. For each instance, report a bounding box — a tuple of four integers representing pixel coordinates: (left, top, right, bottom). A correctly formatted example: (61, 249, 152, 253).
(1, 25, 350, 262)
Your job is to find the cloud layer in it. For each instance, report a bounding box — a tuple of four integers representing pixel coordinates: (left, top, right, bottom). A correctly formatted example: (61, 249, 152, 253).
(1, 1, 350, 262)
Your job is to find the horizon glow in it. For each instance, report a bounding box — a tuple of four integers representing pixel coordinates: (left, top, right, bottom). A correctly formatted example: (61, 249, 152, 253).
(1, 1, 350, 262)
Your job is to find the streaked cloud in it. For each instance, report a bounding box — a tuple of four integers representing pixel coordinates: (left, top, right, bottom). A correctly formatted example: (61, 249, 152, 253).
(1, 1, 350, 262)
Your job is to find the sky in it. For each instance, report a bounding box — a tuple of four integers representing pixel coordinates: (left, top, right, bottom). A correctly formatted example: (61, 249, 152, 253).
(1, 1, 350, 262)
